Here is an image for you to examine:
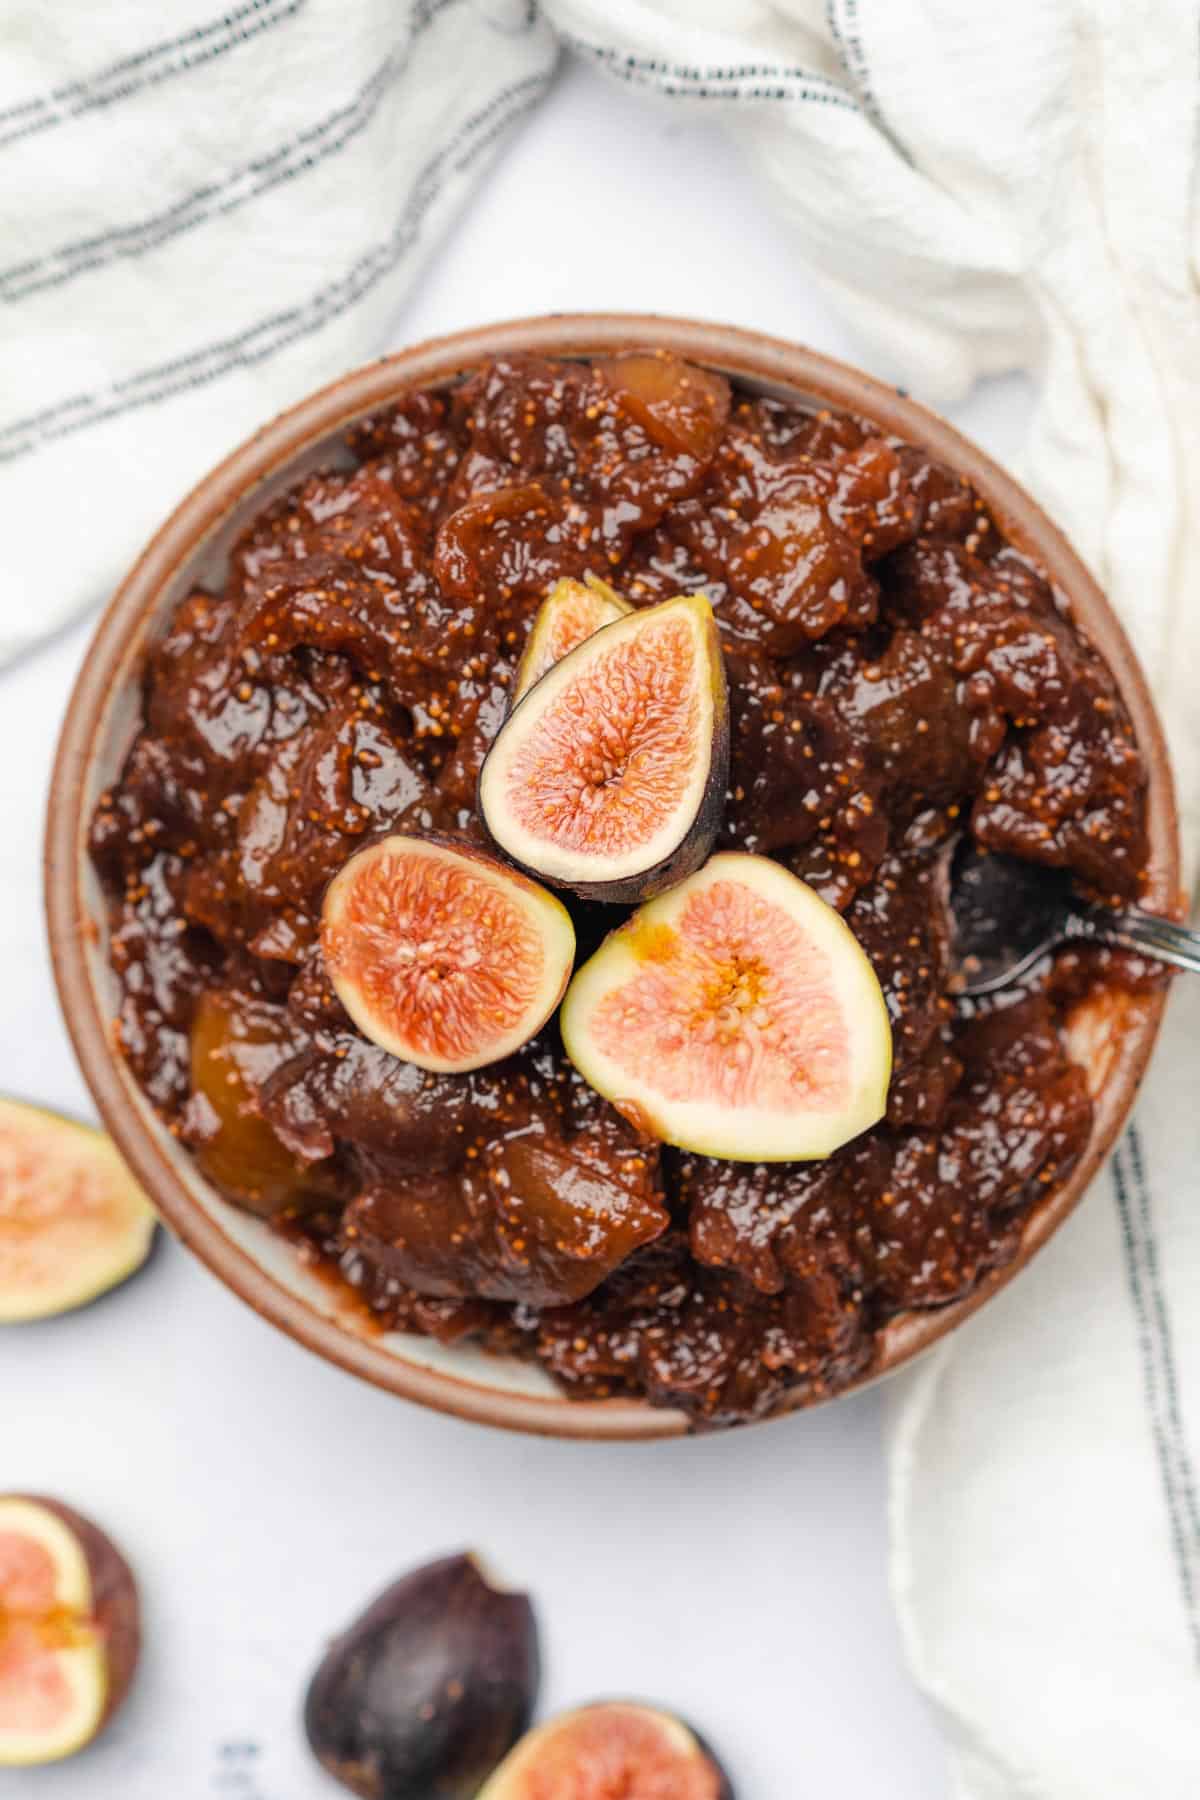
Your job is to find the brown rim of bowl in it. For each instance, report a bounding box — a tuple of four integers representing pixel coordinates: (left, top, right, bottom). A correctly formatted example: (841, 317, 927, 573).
(46, 314, 1181, 1440)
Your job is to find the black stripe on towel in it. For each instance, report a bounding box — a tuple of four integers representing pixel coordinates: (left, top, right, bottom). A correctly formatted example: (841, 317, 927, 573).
(0, 73, 550, 464)
(1112, 1130, 1200, 1664)
(826, 0, 889, 131)
(1127, 1126, 1200, 1556)
(0, 0, 304, 152)
(558, 32, 860, 113)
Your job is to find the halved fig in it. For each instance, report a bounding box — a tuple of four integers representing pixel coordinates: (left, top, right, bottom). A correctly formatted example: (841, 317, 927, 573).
(511, 575, 633, 706)
(479, 593, 728, 904)
(478, 1701, 734, 1799)
(0, 1098, 156, 1323)
(561, 853, 892, 1161)
(0, 1495, 140, 1766)
(321, 835, 574, 1072)
(304, 1552, 539, 1800)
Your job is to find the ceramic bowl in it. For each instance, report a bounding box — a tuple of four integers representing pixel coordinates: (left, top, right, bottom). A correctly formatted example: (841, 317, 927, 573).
(46, 315, 1181, 1438)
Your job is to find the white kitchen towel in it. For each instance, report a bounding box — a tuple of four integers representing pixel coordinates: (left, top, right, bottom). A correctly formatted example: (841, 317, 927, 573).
(7, 4, 1200, 1795)
(0, 0, 558, 663)
(888, 980, 1200, 1800)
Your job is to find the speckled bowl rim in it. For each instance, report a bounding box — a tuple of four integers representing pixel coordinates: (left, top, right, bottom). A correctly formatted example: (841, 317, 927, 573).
(46, 314, 1181, 1439)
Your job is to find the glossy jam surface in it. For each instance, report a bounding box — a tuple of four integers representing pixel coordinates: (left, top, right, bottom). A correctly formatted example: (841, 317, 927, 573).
(92, 352, 1156, 1425)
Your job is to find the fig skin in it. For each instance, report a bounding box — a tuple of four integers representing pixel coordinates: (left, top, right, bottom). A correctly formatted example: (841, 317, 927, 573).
(0, 1097, 157, 1323)
(477, 1701, 735, 1800)
(0, 1494, 140, 1766)
(479, 593, 730, 907)
(304, 1552, 540, 1800)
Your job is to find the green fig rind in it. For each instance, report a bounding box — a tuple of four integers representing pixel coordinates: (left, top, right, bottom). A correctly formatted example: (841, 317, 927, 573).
(0, 1099, 157, 1324)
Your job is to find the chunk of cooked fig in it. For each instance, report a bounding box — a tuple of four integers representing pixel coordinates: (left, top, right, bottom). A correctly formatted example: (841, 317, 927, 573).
(478, 1701, 734, 1799)
(0, 1495, 140, 1767)
(304, 1552, 539, 1800)
(340, 1129, 668, 1308)
(261, 1036, 474, 1170)
(561, 852, 892, 1162)
(511, 575, 633, 707)
(0, 1099, 156, 1322)
(320, 834, 575, 1073)
(186, 990, 320, 1216)
(598, 351, 731, 461)
(479, 592, 729, 904)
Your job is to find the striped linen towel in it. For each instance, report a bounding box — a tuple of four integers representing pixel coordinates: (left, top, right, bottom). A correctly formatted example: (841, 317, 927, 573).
(0, 0, 558, 664)
(7, 3, 1199, 1794)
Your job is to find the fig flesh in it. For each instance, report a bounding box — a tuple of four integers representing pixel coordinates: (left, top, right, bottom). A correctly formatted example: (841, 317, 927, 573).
(479, 592, 729, 905)
(561, 852, 892, 1161)
(478, 1701, 734, 1800)
(321, 835, 575, 1073)
(0, 1098, 156, 1322)
(304, 1552, 539, 1800)
(0, 1495, 140, 1767)
(511, 576, 632, 707)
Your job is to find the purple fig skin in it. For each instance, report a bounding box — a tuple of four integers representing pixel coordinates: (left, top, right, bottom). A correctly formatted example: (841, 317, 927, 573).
(691, 1722, 737, 1800)
(303, 1552, 540, 1800)
(6, 1495, 141, 1747)
(477, 649, 730, 908)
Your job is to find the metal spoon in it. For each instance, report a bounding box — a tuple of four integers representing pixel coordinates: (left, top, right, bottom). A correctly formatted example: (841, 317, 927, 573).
(949, 843, 1200, 997)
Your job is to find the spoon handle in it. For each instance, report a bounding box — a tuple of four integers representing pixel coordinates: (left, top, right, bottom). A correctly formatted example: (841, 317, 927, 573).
(1068, 905, 1200, 976)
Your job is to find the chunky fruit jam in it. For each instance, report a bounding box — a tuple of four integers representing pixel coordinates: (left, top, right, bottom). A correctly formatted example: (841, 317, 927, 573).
(91, 352, 1156, 1425)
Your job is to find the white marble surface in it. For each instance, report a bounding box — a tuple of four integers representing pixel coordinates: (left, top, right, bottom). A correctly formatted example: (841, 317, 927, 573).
(5, 57, 1033, 1799)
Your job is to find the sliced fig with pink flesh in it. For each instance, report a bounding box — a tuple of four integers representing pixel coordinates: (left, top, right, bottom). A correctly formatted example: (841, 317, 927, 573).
(479, 592, 728, 905)
(561, 852, 892, 1162)
(511, 575, 633, 707)
(478, 1701, 734, 1800)
(321, 835, 575, 1073)
(0, 1495, 140, 1767)
(304, 1552, 539, 1800)
(0, 1099, 157, 1323)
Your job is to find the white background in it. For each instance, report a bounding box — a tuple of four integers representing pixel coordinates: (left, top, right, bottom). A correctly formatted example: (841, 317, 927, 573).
(4, 58, 1033, 1799)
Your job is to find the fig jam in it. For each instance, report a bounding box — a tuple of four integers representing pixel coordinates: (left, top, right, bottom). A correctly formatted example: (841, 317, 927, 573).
(91, 352, 1156, 1425)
